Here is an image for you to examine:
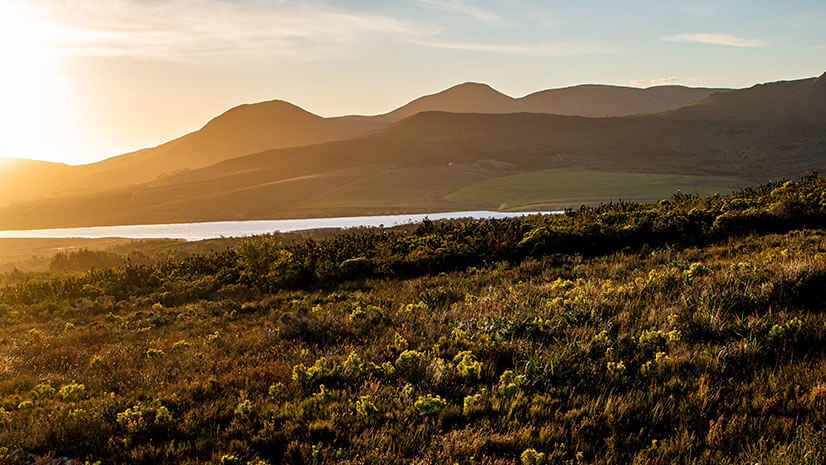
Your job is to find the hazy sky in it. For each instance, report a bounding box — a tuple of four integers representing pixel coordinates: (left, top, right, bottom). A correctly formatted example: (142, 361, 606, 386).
(1, 0, 825, 165)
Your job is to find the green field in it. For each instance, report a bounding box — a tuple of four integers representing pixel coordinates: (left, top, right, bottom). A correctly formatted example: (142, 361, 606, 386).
(444, 169, 749, 210)
(297, 167, 488, 211)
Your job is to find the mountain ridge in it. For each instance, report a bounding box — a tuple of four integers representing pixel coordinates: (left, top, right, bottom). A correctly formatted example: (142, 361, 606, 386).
(376, 82, 516, 120)
(661, 75, 826, 122)
(2, 73, 824, 229)
(0, 80, 727, 205)
(379, 81, 725, 120)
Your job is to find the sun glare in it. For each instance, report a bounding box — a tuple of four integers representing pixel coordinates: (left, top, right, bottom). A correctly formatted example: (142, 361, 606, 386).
(0, 2, 72, 162)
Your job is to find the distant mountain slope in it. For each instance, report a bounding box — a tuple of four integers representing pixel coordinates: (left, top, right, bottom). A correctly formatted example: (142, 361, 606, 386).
(0, 101, 384, 203)
(72, 100, 384, 191)
(379, 82, 724, 120)
(516, 84, 724, 117)
(0, 158, 74, 205)
(379, 82, 517, 120)
(2, 73, 824, 229)
(665, 72, 826, 121)
(0, 81, 724, 204)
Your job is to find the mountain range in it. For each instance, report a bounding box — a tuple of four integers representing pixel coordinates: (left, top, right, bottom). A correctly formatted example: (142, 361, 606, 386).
(2, 74, 825, 229)
(0, 83, 721, 203)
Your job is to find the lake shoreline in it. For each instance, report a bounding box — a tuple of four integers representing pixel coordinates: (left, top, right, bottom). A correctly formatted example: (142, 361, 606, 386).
(0, 210, 560, 241)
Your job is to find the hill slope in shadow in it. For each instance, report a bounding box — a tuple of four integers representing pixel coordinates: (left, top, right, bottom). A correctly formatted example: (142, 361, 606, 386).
(0, 82, 724, 204)
(0, 74, 822, 229)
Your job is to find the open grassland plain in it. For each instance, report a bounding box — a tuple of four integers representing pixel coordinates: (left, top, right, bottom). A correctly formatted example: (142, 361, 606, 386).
(444, 169, 748, 211)
(1, 175, 826, 464)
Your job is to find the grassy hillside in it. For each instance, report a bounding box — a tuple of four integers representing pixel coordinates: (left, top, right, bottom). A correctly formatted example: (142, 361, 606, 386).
(0, 164, 752, 229)
(444, 169, 746, 210)
(1, 175, 826, 464)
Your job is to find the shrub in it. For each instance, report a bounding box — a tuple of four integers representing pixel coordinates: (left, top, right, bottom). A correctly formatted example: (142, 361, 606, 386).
(268, 382, 285, 399)
(355, 395, 379, 420)
(498, 370, 525, 397)
(31, 383, 55, 400)
(414, 394, 448, 416)
(155, 405, 173, 424)
(89, 354, 105, 369)
(234, 399, 253, 418)
(395, 349, 429, 380)
(145, 348, 165, 358)
(339, 257, 373, 278)
(219, 454, 242, 465)
(17, 400, 33, 410)
(172, 339, 191, 350)
(117, 405, 145, 432)
(520, 448, 546, 465)
(58, 383, 86, 401)
(463, 390, 487, 416)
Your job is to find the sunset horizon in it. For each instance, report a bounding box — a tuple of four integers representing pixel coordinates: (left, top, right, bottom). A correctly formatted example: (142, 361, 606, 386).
(1, 0, 824, 165)
(0, 76, 758, 167)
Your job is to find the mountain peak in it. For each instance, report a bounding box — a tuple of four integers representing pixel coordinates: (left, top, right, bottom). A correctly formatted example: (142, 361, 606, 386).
(446, 81, 498, 91)
(202, 99, 320, 131)
(438, 82, 511, 99)
(381, 82, 515, 120)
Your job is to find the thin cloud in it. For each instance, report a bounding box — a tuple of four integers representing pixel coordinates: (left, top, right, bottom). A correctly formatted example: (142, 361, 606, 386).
(663, 32, 765, 47)
(414, 39, 611, 56)
(627, 76, 683, 87)
(30, 0, 427, 62)
(417, 0, 505, 26)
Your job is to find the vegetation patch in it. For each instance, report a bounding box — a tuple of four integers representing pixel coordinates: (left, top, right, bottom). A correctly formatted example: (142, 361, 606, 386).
(444, 169, 747, 210)
(0, 175, 825, 464)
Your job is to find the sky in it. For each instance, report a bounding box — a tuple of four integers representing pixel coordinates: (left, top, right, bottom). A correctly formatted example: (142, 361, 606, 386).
(0, 0, 824, 165)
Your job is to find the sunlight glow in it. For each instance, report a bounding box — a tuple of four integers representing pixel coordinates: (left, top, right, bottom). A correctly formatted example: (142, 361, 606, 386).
(0, 2, 73, 162)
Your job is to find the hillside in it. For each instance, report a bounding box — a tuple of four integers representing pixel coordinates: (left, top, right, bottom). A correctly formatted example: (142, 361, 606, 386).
(0, 158, 75, 206)
(515, 84, 723, 117)
(0, 81, 723, 206)
(665, 72, 826, 121)
(380, 82, 722, 120)
(69, 101, 385, 191)
(0, 102, 383, 203)
(1, 176, 825, 464)
(378, 82, 517, 120)
(0, 74, 822, 229)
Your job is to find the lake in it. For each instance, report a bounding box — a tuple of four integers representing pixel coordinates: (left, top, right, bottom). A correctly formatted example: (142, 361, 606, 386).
(0, 210, 559, 241)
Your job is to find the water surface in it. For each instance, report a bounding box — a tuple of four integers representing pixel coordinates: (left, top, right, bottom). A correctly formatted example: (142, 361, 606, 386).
(0, 211, 558, 241)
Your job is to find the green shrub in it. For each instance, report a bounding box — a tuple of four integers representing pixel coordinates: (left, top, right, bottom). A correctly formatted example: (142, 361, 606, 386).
(58, 383, 86, 401)
(414, 394, 448, 416)
(520, 448, 546, 465)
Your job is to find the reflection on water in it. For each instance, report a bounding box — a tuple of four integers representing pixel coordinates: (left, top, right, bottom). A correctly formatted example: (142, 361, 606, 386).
(0, 211, 560, 241)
